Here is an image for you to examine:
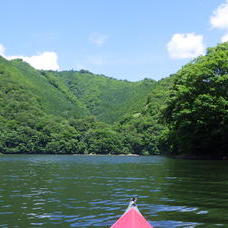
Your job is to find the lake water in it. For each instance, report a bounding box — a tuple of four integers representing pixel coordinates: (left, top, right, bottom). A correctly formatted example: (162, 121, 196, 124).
(0, 155, 228, 227)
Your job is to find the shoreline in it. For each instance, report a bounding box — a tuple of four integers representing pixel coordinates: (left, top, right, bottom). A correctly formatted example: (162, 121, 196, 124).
(0, 153, 141, 156)
(1, 153, 227, 160)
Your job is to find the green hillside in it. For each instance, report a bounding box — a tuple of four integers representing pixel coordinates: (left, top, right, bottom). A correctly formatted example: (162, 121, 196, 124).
(0, 57, 157, 122)
(117, 76, 175, 155)
(0, 55, 167, 154)
(0, 57, 88, 118)
(47, 70, 157, 122)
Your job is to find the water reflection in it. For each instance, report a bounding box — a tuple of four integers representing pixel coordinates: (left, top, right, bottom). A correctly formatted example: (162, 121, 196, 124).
(0, 155, 228, 227)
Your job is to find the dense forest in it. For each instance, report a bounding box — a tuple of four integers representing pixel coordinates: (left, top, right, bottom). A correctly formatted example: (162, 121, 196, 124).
(0, 56, 163, 155)
(163, 42, 228, 159)
(0, 42, 227, 158)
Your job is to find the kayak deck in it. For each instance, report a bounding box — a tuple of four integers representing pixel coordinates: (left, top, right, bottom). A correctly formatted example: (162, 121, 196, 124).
(111, 204, 153, 228)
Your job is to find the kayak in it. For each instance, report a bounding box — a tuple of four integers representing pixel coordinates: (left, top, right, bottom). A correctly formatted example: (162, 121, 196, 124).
(110, 198, 153, 228)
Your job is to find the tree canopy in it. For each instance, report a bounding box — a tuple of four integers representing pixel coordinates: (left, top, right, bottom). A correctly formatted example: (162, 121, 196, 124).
(163, 42, 228, 158)
(0, 55, 168, 155)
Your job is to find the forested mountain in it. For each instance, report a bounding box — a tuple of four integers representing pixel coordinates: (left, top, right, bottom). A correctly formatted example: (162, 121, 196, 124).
(1, 42, 227, 158)
(0, 55, 169, 154)
(46, 70, 157, 122)
(3, 58, 88, 118)
(0, 56, 157, 121)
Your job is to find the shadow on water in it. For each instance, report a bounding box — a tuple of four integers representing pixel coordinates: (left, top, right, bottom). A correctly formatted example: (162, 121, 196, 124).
(0, 155, 228, 227)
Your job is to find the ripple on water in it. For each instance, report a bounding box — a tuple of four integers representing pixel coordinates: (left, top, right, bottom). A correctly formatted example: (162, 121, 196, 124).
(30, 222, 44, 226)
(151, 220, 201, 228)
(0, 212, 14, 215)
(0, 155, 228, 227)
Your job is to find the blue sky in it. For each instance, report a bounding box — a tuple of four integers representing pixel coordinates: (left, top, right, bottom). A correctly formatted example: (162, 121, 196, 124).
(0, 0, 228, 81)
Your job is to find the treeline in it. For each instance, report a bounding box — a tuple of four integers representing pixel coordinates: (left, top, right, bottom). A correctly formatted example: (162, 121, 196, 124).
(0, 101, 162, 155)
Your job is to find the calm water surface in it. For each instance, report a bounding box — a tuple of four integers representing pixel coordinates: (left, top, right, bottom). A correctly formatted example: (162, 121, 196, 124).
(0, 155, 228, 227)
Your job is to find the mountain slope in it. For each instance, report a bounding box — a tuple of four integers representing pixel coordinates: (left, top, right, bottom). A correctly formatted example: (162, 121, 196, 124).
(8, 58, 88, 118)
(0, 56, 159, 123)
(50, 71, 157, 122)
(0, 55, 172, 155)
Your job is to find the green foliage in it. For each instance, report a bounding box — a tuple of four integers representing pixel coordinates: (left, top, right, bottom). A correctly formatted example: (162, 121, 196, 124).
(0, 56, 168, 155)
(56, 71, 157, 122)
(8, 58, 88, 117)
(163, 42, 228, 158)
(116, 74, 175, 155)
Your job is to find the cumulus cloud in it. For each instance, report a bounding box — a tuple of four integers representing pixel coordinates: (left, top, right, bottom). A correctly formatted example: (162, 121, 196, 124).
(210, 0, 228, 29)
(221, 33, 228, 42)
(89, 33, 108, 46)
(8, 52, 60, 70)
(167, 33, 205, 59)
(0, 44, 59, 70)
(210, 1, 228, 43)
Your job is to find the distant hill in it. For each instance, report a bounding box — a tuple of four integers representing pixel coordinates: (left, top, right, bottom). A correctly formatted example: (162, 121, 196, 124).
(0, 56, 159, 123)
(53, 70, 157, 122)
(0, 55, 171, 154)
(0, 57, 88, 118)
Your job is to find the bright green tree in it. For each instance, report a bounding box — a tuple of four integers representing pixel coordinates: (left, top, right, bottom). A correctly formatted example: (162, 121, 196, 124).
(163, 42, 228, 158)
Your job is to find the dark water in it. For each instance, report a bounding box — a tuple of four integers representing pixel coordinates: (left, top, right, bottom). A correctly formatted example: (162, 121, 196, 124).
(0, 155, 228, 227)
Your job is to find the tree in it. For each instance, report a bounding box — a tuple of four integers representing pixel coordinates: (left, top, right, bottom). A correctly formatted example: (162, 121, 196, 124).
(163, 42, 228, 158)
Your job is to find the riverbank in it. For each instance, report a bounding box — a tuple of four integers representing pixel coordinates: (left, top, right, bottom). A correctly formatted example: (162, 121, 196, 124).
(0, 152, 141, 156)
(84, 153, 140, 156)
(1, 152, 227, 160)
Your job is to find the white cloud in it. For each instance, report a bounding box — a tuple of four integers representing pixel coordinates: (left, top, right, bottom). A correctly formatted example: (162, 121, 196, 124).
(0, 43, 60, 70)
(8, 52, 60, 70)
(221, 33, 228, 42)
(210, 0, 228, 29)
(89, 33, 108, 46)
(167, 33, 205, 59)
